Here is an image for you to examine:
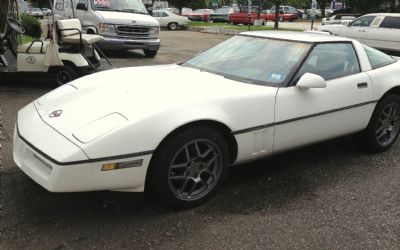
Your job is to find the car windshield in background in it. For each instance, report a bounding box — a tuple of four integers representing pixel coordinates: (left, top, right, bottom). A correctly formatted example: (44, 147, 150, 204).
(183, 35, 311, 87)
(90, 0, 147, 13)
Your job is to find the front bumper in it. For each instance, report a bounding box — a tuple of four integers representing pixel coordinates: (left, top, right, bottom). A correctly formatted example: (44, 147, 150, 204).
(97, 36, 160, 51)
(13, 103, 151, 193)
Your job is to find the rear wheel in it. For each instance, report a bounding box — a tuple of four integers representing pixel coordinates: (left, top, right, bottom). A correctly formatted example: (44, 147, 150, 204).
(359, 94, 400, 152)
(167, 22, 178, 30)
(279, 17, 284, 22)
(144, 49, 158, 58)
(149, 127, 230, 208)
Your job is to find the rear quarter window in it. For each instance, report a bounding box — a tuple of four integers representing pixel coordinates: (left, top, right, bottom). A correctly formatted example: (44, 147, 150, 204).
(379, 16, 400, 29)
(363, 45, 397, 70)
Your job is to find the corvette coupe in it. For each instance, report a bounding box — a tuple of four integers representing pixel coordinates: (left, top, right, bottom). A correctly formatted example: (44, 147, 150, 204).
(13, 31, 400, 208)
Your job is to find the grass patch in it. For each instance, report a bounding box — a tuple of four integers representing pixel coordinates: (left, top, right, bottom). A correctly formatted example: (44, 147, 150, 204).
(189, 21, 303, 32)
(22, 35, 33, 44)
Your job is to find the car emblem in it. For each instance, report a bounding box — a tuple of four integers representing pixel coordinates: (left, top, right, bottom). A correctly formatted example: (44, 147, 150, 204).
(132, 20, 136, 24)
(49, 110, 63, 118)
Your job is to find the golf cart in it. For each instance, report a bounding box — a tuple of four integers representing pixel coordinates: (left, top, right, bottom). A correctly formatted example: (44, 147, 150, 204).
(0, 15, 110, 85)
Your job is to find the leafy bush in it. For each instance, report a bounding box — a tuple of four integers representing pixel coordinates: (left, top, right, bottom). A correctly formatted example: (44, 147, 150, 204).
(20, 14, 42, 38)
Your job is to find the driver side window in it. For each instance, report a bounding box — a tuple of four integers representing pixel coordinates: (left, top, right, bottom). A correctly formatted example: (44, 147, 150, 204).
(294, 43, 361, 82)
(351, 15, 376, 27)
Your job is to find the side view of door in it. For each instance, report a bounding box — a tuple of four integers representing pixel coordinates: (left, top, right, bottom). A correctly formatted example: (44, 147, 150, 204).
(273, 42, 375, 153)
(340, 15, 377, 44)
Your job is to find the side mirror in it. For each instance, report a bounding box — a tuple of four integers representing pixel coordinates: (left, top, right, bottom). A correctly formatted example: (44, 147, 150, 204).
(147, 8, 153, 15)
(297, 73, 326, 90)
(76, 3, 88, 11)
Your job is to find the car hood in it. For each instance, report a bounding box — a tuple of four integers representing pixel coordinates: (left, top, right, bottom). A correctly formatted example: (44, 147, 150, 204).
(96, 11, 159, 26)
(34, 64, 273, 144)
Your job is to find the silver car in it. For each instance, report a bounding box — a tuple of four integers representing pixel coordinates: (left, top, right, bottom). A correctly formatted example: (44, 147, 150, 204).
(25, 8, 45, 19)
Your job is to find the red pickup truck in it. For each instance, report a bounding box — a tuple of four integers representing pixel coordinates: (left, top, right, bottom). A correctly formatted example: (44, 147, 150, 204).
(266, 10, 298, 22)
(229, 6, 267, 25)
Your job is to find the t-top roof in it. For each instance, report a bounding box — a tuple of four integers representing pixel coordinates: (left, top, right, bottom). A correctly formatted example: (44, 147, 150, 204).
(240, 30, 355, 43)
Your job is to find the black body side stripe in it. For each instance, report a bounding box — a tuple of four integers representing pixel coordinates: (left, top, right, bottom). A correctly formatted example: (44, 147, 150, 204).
(17, 128, 154, 166)
(232, 123, 275, 135)
(233, 100, 378, 135)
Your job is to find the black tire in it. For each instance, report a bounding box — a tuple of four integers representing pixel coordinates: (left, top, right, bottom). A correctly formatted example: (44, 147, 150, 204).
(358, 94, 400, 152)
(279, 17, 284, 22)
(149, 127, 230, 208)
(144, 49, 158, 58)
(51, 64, 77, 85)
(167, 22, 178, 30)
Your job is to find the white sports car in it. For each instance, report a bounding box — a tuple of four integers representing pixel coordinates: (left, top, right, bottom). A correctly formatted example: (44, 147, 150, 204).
(13, 31, 400, 208)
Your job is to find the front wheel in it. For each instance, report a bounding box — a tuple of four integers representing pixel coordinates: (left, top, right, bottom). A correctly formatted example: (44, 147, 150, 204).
(279, 17, 284, 22)
(149, 127, 230, 208)
(167, 22, 178, 30)
(143, 49, 158, 58)
(359, 94, 400, 152)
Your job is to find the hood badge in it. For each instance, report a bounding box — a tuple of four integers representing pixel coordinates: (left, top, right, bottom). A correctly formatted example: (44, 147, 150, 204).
(49, 110, 63, 118)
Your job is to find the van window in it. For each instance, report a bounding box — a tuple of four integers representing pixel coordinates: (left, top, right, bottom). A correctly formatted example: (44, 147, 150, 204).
(380, 16, 400, 29)
(55, 0, 64, 11)
(351, 15, 376, 27)
(363, 45, 397, 70)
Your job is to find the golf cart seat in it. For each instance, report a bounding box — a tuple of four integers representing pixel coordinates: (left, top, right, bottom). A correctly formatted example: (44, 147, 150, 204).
(57, 19, 102, 45)
(17, 41, 50, 54)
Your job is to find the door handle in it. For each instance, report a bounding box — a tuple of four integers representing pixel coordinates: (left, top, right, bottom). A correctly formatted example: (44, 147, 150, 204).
(359, 30, 367, 32)
(357, 82, 368, 89)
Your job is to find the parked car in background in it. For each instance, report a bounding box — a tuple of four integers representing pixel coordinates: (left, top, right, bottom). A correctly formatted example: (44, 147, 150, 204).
(41, 8, 52, 16)
(209, 6, 234, 23)
(271, 5, 301, 17)
(229, 6, 267, 25)
(188, 9, 214, 21)
(265, 10, 298, 22)
(318, 13, 400, 54)
(181, 7, 193, 17)
(161, 7, 179, 15)
(322, 14, 360, 25)
(152, 10, 189, 30)
(25, 7, 44, 19)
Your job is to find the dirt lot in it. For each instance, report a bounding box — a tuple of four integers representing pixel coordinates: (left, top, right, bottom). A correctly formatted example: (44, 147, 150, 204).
(1, 31, 400, 250)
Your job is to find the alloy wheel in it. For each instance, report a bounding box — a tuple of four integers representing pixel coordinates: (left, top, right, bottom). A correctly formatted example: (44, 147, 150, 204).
(375, 102, 400, 147)
(168, 139, 223, 201)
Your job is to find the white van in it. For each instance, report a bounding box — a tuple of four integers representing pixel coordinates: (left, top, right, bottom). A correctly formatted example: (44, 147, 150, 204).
(53, 0, 160, 57)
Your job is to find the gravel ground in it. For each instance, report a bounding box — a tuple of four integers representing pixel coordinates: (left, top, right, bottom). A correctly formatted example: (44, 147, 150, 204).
(1, 30, 400, 250)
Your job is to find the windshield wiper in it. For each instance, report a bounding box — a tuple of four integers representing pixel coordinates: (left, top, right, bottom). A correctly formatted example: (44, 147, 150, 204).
(94, 6, 119, 11)
(120, 9, 148, 15)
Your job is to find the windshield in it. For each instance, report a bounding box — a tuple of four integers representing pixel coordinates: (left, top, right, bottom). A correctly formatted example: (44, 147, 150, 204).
(183, 35, 311, 87)
(91, 0, 147, 13)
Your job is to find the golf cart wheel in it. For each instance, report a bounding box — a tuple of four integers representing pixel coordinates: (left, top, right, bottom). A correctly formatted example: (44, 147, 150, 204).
(144, 50, 158, 58)
(52, 65, 77, 85)
(167, 22, 178, 30)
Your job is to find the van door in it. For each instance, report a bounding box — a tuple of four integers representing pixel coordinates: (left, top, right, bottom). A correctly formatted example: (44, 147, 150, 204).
(367, 16, 400, 52)
(54, 0, 74, 20)
(75, 0, 91, 26)
(341, 15, 377, 43)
